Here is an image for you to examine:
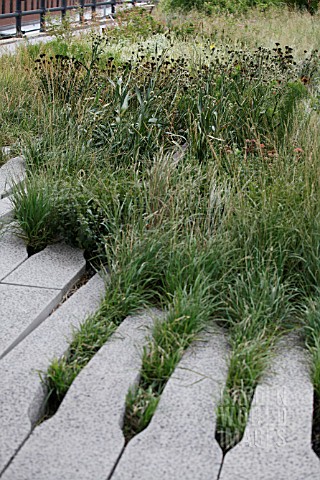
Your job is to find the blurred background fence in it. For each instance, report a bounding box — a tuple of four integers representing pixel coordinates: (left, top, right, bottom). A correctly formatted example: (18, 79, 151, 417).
(0, 0, 149, 37)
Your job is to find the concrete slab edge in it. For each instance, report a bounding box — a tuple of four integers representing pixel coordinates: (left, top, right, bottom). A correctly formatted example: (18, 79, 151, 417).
(0, 274, 106, 474)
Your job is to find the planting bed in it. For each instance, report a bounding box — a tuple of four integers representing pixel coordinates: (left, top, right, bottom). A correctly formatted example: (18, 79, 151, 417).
(0, 279, 319, 479)
(0, 155, 318, 477)
(1, 4, 320, 479)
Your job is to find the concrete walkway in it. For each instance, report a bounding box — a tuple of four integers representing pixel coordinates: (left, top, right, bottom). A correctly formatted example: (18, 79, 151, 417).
(0, 155, 319, 479)
(2, 312, 160, 480)
(219, 335, 320, 480)
(0, 155, 104, 473)
(112, 326, 229, 480)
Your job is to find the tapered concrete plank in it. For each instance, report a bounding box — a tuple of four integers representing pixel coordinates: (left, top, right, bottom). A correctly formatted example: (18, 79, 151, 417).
(0, 274, 105, 474)
(0, 157, 25, 198)
(0, 196, 13, 221)
(0, 284, 62, 359)
(2, 311, 157, 480)
(112, 327, 229, 480)
(219, 335, 320, 480)
(2, 243, 86, 290)
(0, 233, 27, 281)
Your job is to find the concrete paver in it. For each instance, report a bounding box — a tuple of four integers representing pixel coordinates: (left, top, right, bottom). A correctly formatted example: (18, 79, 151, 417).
(0, 274, 105, 474)
(113, 326, 229, 480)
(0, 283, 62, 359)
(0, 196, 13, 221)
(0, 157, 25, 198)
(1, 311, 158, 480)
(0, 232, 27, 281)
(219, 335, 320, 480)
(0, 241, 86, 359)
(2, 243, 86, 290)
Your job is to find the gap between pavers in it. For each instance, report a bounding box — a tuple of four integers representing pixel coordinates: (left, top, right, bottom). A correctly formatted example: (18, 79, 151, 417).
(1, 243, 86, 290)
(1, 310, 160, 480)
(0, 274, 106, 475)
(0, 157, 25, 199)
(0, 243, 86, 359)
(0, 196, 13, 222)
(112, 326, 229, 480)
(0, 232, 28, 281)
(0, 284, 63, 359)
(219, 334, 320, 480)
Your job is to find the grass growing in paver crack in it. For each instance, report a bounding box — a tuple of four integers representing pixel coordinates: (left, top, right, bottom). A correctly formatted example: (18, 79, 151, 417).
(215, 265, 294, 450)
(123, 250, 215, 440)
(2, 5, 320, 450)
(42, 230, 172, 410)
